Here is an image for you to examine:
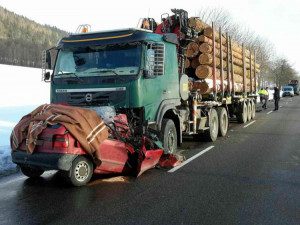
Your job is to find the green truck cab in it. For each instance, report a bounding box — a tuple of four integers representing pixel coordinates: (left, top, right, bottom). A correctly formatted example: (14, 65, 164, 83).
(45, 29, 187, 153)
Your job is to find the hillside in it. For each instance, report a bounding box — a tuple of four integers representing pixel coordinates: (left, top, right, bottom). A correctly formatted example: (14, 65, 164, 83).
(0, 6, 68, 68)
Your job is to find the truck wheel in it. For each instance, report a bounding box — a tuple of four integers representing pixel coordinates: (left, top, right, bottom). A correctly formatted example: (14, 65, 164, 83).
(237, 103, 247, 123)
(161, 119, 177, 154)
(251, 101, 256, 119)
(217, 107, 228, 137)
(203, 109, 219, 142)
(67, 156, 93, 187)
(20, 166, 44, 178)
(247, 103, 252, 121)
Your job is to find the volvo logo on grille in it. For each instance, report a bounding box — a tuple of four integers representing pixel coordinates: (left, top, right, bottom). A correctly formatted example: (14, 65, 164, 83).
(85, 93, 93, 102)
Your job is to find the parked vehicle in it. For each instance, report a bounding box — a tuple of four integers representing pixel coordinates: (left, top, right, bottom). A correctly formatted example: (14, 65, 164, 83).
(288, 80, 299, 95)
(282, 86, 294, 97)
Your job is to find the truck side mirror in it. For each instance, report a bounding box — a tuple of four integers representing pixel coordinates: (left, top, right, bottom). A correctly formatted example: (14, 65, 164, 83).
(144, 49, 156, 79)
(46, 51, 51, 69)
(44, 72, 51, 81)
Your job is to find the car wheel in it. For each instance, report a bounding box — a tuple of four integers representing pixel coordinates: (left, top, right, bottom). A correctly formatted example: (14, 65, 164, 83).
(67, 156, 93, 187)
(20, 166, 44, 178)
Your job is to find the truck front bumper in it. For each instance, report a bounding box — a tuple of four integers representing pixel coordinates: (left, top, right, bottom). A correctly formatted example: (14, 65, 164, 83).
(12, 150, 77, 171)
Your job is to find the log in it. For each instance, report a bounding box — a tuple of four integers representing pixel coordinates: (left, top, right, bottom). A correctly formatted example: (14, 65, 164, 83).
(189, 17, 208, 31)
(198, 40, 260, 69)
(195, 65, 244, 84)
(185, 58, 191, 68)
(203, 27, 251, 57)
(185, 42, 200, 58)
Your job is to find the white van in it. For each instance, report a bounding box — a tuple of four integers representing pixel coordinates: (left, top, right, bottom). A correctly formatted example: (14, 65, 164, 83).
(282, 86, 294, 97)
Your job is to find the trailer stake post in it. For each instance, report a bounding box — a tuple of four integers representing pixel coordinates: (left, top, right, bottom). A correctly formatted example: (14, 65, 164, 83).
(242, 43, 246, 95)
(212, 22, 217, 101)
(230, 37, 234, 96)
(226, 33, 230, 97)
(219, 26, 224, 100)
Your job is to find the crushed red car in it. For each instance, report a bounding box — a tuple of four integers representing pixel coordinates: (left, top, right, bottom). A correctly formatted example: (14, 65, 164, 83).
(12, 113, 183, 186)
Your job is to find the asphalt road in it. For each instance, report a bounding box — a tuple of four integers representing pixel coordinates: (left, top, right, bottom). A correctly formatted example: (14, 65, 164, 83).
(0, 96, 299, 225)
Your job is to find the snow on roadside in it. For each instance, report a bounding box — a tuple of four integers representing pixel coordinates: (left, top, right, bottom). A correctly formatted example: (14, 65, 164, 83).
(0, 64, 50, 108)
(0, 146, 19, 177)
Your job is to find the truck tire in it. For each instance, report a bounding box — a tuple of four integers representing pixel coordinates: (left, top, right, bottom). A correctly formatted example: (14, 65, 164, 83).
(203, 108, 219, 142)
(251, 101, 256, 119)
(67, 156, 93, 187)
(20, 166, 44, 178)
(247, 102, 252, 121)
(237, 103, 247, 124)
(161, 119, 177, 154)
(217, 107, 228, 137)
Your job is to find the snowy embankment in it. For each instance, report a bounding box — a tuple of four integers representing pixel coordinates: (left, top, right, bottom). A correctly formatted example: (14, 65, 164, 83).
(0, 64, 50, 176)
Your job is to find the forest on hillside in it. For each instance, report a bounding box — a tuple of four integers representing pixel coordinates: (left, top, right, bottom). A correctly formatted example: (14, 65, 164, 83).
(0, 6, 68, 68)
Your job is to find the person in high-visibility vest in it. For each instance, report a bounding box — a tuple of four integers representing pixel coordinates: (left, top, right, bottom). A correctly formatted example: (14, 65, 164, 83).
(262, 87, 269, 109)
(258, 88, 264, 103)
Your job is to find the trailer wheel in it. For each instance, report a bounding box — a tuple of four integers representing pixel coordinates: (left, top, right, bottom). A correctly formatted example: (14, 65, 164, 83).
(20, 166, 44, 178)
(203, 109, 219, 142)
(247, 103, 252, 121)
(217, 107, 228, 137)
(251, 101, 256, 119)
(67, 156, 93, 187)
(237, 103, 248, 123)
(161, 119, 177, 154)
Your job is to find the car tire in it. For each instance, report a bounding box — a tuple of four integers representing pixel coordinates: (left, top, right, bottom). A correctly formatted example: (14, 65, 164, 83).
(20, 166, 44, 178)
(67, 156, 93, 187)
(160, 119, 177, 154)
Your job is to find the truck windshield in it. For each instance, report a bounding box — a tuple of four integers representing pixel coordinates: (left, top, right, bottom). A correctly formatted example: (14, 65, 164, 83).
(54, 42, 142, 78)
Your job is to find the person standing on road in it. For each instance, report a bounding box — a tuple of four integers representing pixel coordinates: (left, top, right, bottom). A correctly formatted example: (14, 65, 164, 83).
(262, 87, 269, 109)
(273, 87, 280, 111)
(258, 88, 265, 103)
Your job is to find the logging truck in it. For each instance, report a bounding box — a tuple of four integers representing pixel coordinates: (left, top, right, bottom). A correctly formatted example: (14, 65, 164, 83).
(42, 9, 260, 154)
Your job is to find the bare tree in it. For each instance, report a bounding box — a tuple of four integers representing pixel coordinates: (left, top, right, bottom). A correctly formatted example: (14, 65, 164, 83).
(272, 58, 299, 89)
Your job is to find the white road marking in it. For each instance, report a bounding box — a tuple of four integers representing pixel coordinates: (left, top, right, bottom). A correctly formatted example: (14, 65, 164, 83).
(243, 120, 256, 128)
(168, 146, 214, 173)
(280, 106, 283, 108)
(267, 111, 273, 114)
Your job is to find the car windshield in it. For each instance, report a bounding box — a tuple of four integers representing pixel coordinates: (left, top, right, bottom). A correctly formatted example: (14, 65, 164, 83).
(54, 42, 142, 77)
(284, 88, 292, 91)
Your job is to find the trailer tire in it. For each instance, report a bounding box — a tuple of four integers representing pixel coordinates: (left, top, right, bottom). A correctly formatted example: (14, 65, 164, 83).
(217, 107, 228, 137)
(20, 166, 44, 178)
(237, 103, 248, 123)
(67, 156, 93, 187)
(247, 102, 252, 121)
(251, 101, 256, 119)
(203, 108, 219, 142)
(161, 119, 177, 154)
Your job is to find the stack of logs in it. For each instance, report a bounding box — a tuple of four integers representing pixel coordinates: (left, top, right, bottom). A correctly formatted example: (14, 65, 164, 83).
(185, 18, 260, 95)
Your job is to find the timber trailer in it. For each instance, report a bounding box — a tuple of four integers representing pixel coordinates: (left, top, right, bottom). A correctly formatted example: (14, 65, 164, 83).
(42, 9, 259, 154)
